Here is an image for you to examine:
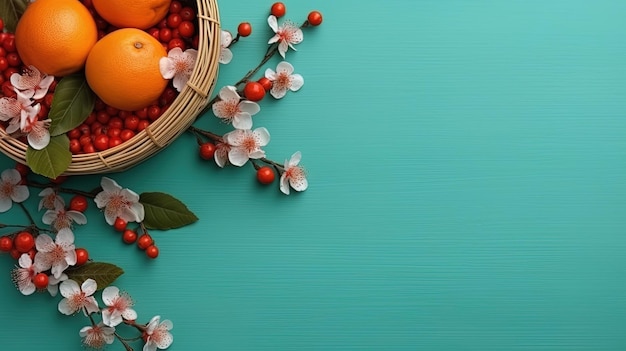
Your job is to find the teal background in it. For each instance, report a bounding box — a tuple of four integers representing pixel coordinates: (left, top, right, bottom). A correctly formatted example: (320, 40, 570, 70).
(1, 0, 626, 350)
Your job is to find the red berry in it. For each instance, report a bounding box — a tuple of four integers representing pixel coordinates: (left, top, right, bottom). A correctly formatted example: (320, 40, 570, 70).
(167, 13, 182, 29)
(0, 236, 13, 252)
(307, 11, 323, 26)
(168, 38, 186, 51)
(237, 22, 252, 37)
(122, 229, 138, 244)
(9, 249, 20, 260)
(108, 136, 123, 148)
(178, 21, 195, 38)
(270, 2, 286, 18)
(120, 129, 135, 142)
(256, 166, 276, 184)
(69, 195, 88, 212)
(137, 119, 150, 132)
(147, 105, 162, 120)
(243, 81, 265, 101)
(124, 115, 140, 131)
(0, 57, 8, 72)
(94, 134, 109, 151)
(14, 232, 34, 253)
(137, 234, 153, 250)
(75, 248, 89, 266)
(145, 245, 159, 259)
(69, 138, 81, 154)
(6, 52, 20, 67)
(199, 142, 216, 160)
(107, 127, 122, 138)
(113, 217, 127, 232)
(50, 175, 68, 184)
(33, 273, 49, 289)
(82, 143, 95, 154)
(257, 77, 273, 91)
(2, 35, 16, 52)
(179, 7, 195, 21)
(159, 28, 173, 43)
(169, 1, 182, 13)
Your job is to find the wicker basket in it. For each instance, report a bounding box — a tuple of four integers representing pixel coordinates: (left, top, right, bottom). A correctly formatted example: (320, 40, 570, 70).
(0, 0, 220, 175)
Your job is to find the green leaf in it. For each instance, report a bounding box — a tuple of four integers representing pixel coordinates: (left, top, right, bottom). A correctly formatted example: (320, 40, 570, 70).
(49, 73, 95, 136)
(25, 135, 71, 178)
(0, 0, 29, 32)
(140, 192, 199, 230)
(65, 262, 124, 291)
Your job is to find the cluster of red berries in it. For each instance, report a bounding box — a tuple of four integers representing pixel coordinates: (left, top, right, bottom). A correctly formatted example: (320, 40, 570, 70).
(0, 1, 202, 155)
(113, 217, 159, 259)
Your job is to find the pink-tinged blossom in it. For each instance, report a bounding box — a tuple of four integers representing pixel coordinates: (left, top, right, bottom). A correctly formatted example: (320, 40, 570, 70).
(159, 47, 198, 92)
(58, 279, 99, 316)
(10, 65, 54, 100)
(212, 86, 260, 129)
(280, 151, 308, 195)
(11, 253, 39, 295)
(47, 273, 68, 297)
(224, 127, 270, 166)
(94, 177, 145, 226)
(267, 15, 303, 58)
(264, 61, 304, 99)
(0, 92, 40, 134)
(38, 187, 63, 211)
(101, 286, 137, 327)
(0, 168, 29, 213)
(219, 30, 233, 64)
(79, 322, 115, 350)
(213, 141, 230, 168)
(42, 200, 87, 232)
(34, 228, 77, 278)
(144, 316, 174, 351)
(21, 112, 51, 150)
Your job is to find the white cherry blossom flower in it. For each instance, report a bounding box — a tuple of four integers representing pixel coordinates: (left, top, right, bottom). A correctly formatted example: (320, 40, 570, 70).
(159, 47, 198, 92)
(79, 322, 115, 350)
(219, 30, 233, 64)
(47, 273, 68, 297)
(144, 316, 174, 351)
(213, 142, 230, 168)
(0, 168, 29, 212)
(264, 61, 304, 99)
(267, 15, 303, 58)
(280, 151, 308, 195)
(224, 127, 270, 166)
(10, 65, 54, 99)
(38, 187, 63, 211)
(212, 86, 260, 129)
(11, 253, 39, 295)
(101, 286, 137, 327)
(94, 177, 145, 226)
(34, 228, 77, 278)
(42, 200, 87, 232)
(0, 92, 40, 134)
(21, 112, 51, 150)
(58, 278, 99, 316)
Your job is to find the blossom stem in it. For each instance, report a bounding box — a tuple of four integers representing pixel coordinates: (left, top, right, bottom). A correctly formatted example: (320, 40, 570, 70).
(18, 202, 36, 226)
(114, 333, 135, 351)
(187, 125, 223, 143)
(234, 43, 278, 87)
(25, 180, 101, 198)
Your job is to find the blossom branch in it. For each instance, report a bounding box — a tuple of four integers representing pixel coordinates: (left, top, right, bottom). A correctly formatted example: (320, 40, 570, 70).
(25, 180, 101, 199)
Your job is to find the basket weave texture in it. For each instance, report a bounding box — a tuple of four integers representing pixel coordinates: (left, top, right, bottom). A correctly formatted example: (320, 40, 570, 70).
(0, 0, 220, 175)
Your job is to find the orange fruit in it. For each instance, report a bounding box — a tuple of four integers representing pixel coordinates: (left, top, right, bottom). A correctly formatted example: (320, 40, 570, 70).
(92, 0, 172, 30)
(14, 0, 97, 76)
(85, 28, 168, 111)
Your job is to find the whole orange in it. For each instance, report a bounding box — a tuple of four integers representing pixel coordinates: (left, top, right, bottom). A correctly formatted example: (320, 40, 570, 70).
(92, 0, 172, 30)
(85, 28, 168, 111)
(14, 0, 97, 76)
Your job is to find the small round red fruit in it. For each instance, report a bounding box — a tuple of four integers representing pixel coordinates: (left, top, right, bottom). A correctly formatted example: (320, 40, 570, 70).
(69, 195, 88, 212)
(145, 245, 159, 259)
(237, 22, 252, 37)
(0, 236, 13, 252)
(270, 2, 286, 18)
(178, 21, 195, 38)
(33, 273, 49, 289)
(256, 166, 276, 184)
(243, 81, 265, 101)
(307, 11, 323, 26)
(257, 77, 272, 91)
(75, 248, 89, 266)
(113, 217, 127, 232)
(167, 13, 182, 29)
(199, 142, 216, 160)
(14, 232, 34, 253)
(137, 234, 153, 250)
(122, 229, 138, 244)
(179, 7, 195, 21)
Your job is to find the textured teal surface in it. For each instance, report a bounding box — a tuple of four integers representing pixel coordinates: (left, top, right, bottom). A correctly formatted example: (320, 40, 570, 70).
(1, 0, 626, 350)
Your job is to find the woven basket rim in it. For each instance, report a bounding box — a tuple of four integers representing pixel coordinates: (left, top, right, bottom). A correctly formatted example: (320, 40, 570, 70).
(0, 0, 220, 176)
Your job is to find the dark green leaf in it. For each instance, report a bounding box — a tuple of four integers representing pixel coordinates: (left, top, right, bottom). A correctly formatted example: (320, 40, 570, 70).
(140, 192, 198, 230)
(25, 135, 71, 178)
(49, 73, 95, 136)
(65, 262, 124, 291)
(0, 0, 29, 32)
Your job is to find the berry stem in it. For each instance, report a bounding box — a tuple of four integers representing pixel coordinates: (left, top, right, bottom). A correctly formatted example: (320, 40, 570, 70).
(187, 126, 223, 143)
(233, 43, 278, 88)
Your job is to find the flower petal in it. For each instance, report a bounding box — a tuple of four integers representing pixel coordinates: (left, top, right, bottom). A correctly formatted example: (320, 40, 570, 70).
(122, 308, 138, 321)
(276, 61, 294, 74)
(228, 147, 249, 167)
(278, 41, 288, 58)
(264, 68, 276, 81)
(253, 127, 270, 146)
(101, 177, 121, 193)
(10, 185, 29, 203)
(27, 125, 51, 150)
(59, 279, 80, 298)
(159, 57, 176, 80)
(102, 286, 119, 305)
(239, 101, 260, 116)
(35, 233, 54, 252)
(280, 174, 290, 195)
(219, 48, 233, 64)
(218, 85, 240, 101)
(67, 210, 87, 225)
(81, 278, 98, 296)
(55, 228, 75, 246)
(232, 114, 252, 130)
(18, 252, 32, 269)
(270, 86, 287, 99)
(268, 15, 278, 32)
(289, 74, 304, 92)
(2, 168, 21, 184)
(289, 151, 302, 166)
